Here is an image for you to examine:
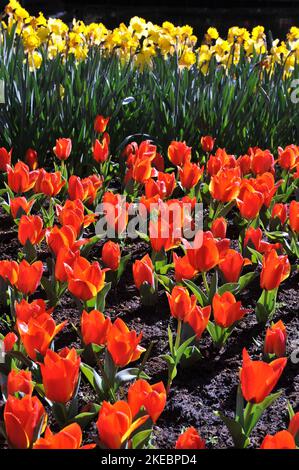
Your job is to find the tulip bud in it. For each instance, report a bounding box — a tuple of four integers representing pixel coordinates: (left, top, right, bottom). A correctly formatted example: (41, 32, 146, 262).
(81, 309, 112, 346)
(211, 217, 227, 239)
(201, 135, 215, 153)
(53, 138, 72, 161)
(25, 148, 38, 170)
(94, 115, 110, 133)
(102, 241, 121, 271)
(264, 320, 286, 357)
(175, 427, 206, 449)
(7, 369, 33, 396)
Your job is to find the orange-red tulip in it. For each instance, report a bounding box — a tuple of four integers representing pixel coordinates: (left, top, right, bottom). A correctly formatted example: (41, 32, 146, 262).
(173, 252, 197, 282)
(209, 167, 241, 202)
(186, 305, 211, 338)
(168, 141, 191, 166)
(18, 215, 45, 246)
(289, 200, 299, 233)
(244, 226, 280, 254)
(271, 203, 287, 225)
(102, 241, 121, 271)
(97, 400, 148, 449)
(212, 292, 250, 328)
(94, 115, 110, 133)
(186, 231, 220, 272)
(201, 135, 215, 153)
(0, 260, 19, 286)
(218, 249, 251, 283)
(3, 332, 18, 352)
(251, 149, 274, 175)
(7, 369, 33, 396)
(207, 148, 236, 176)
(166, 286, 196, 321)
(278, 144, 299, 170)
(25, 148, 38, 170)
(237, 181, 264, 220)
(40, 347, 80, 403)
(0, 147, 12, 171)
(17, 313, 66, 360)
(260, 249, 290, 290)
(145, 172, 176, 199)
(264, 320, 287, 358)
(33, 423, 95, 449)
(260, 430, 296, 449)
(211, 217, 227, 239)
(81, 309, 112, 346)
(240, 348, 287, 403)
(107, 318, 145, 367)
(10, 197, 34, 219)
(102, 192, 128, 235)
(53, 138, 72, 161)
(252, 172, 281, 208)
(15, 298, 53, 323)
(7, 161, 38, 193)
(179, 161, 203, 190)
(93, 134, 109, 163)
(34, 169, 65, 197)
(15, 260, 43, 295)
(128, 379, 166, 423)
(65, 255, 106, 301)
(54, 247, 79, 283)
(237, 154, 251, 176)
(175, 427, 206, 449)
(56, 199, 95, 235)
(132, 254, 155, 290)
(4, 394, 47, 449)
(288, 412, 299, 438)
(46, 224, 77, 257)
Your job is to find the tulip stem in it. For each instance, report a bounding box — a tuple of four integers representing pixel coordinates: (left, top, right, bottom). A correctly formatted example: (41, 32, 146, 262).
(202, 271, 210, 295)
(174, 319, 182, 351)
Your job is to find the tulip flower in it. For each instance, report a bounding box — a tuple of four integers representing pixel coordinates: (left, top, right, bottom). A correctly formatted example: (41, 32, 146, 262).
(288, 412, 299, 439)
(167, 141, 191, 166)
(7, 369, 33, 396)
(166, 286, 196, 321)
(81, 309, 112, 346)
(102, 241, 121, 271)
(244, 226, 280, 254)
(3, 332, 18, 352)
(250, 148, 274, 175)
(97, 400, 149, 449)
(25, 148, 38, 170)
(132, 154, 155, 184)
(132, 254, 155, 290)
(201, 135, 215, 153)
(53, 138, 72, 161)
(54, 247, 79, 283)
(33, 423, 95, 449)
(128, 379, 166, 423)
(186, 304, 211, 339)
(65, 255, 106, 301)
(252, 172, 281, 208)
(236, 181, 264, 220)
(175, 427, 206, 449)
(264, 320, 287, 358)
(102, 192, 128, 236)
(93, 134, 109, 163)
(10, 197, 34, 219)
(211, 217, 227, 239)
(289, 200, 299, 233)
(173, 252, 197, 282)
(94, 115, 110, 133)
(260, 430, 296, 449)
(68, 175, 87, 201)
(7, 161, 38, 193)
(240, 348, 287, 403)
(145, 172, 176, 200)
(15, 298, 53, 323)
(207, 148, 236, 176)
(212, 292, 250, 328)
(278, 144, 299, 170)
(186, 231, 220, 273)
(271, 203, 287, 225)
(56, 199, 95, 235)
(237, 154, 251, 176)
(15, 260, 43, 295)
(107, 318, 145, 367)
(218, 249, 251, 283)
(0, 147, 12, 171)
(179, 161, 203, 190)
(40, 348, 80, 404)
(149, 217, 180, 253)
(209, 167, 241, 202)
(260, 249, 290, 291)
(18, 215, 45, 246)
(0, 260, 19, 286)
(17, 313, 66, 360)
(46, 224, 78, 257)
(4, 394, 47, 449)
(34, 169, 65, 197)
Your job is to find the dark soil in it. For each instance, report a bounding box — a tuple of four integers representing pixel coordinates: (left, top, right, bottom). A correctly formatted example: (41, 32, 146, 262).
(0, 209, 299, 449)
